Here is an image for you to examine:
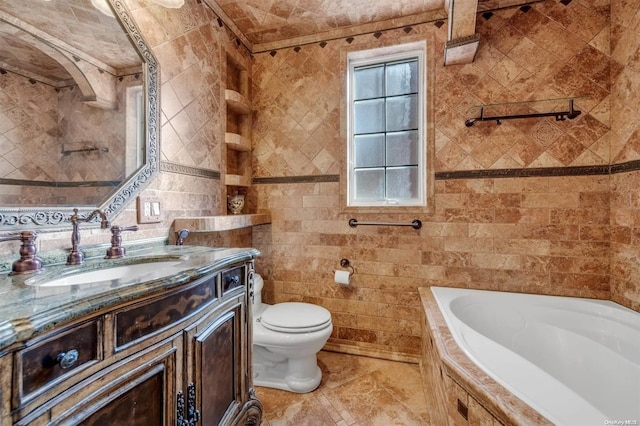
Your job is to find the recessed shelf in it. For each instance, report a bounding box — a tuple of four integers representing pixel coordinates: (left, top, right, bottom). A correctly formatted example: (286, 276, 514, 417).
(225, 56, 252, 210)
(225, 89, 251, 114)
(225, 132, 251, 152)
(225, 174, 251, 187)
(173, 213, 271, 233)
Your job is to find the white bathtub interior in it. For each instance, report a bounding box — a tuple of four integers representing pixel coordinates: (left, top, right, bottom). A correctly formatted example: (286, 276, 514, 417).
(431, 287, 640, 426)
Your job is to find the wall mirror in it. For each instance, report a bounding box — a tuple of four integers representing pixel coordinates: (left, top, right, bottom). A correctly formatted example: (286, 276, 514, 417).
(0, 0, 158, 231)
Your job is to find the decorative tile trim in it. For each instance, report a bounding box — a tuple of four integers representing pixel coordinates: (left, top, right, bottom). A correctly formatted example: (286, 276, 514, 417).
(160, 161, 220, 179)
(158, 160, 640, 184)
(445, 34, 480, 49)
(252, 175, 340, 184)
(248, 161, 640, 185)
(435, 165, 611, 180)
(251, 10, 446, 54)
(0, 178, 120, 187)
(610, 160, 640, 175)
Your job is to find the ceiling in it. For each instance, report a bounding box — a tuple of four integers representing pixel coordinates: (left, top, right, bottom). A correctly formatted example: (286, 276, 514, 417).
(0, 0, 141, 86)
(208, 0, 529, 52)
(208, 0, 448, 51)
(0, 0, 525, 84)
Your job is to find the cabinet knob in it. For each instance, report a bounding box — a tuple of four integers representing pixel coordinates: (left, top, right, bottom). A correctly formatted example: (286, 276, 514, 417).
(225, 275, 240, 290)
(56, 349, 79, 369)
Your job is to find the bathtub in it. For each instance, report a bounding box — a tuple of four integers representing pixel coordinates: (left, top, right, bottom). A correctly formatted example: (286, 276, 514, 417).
(430, 287, 640, 426)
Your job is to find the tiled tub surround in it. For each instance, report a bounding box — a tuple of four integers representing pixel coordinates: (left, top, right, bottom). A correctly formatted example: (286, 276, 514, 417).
(0, 244, 259, 351)
(419, 286, 640, 425)
(419, 287, 549, 426)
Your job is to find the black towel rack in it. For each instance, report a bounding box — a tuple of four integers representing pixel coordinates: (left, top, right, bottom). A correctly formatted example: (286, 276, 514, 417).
(465, 97, 584, 127)
(348, 218, 422, 230)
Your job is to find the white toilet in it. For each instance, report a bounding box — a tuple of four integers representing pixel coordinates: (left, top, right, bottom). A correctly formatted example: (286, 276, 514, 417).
(251, 274, 333, 393)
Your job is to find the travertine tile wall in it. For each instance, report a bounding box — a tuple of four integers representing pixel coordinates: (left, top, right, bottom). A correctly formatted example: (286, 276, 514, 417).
(610, 0, 640, 312)
(0, 72, 149, 207)
(0, 73, 128, 185)
(0, 73, 59, 182)
(250, 0, 617, 359)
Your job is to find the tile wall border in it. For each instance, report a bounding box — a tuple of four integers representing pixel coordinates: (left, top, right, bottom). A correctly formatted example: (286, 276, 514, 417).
(162, 159, 640, 185)
(434, 165, 611, 180)
(160, 161, 221, 179)
(0, 178, 120, 187)
(251, 165, 617, 185)
(252, 175, 340, 184)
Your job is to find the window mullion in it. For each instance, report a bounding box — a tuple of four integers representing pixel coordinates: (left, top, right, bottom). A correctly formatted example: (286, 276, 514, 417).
(383, 62, 388, 201)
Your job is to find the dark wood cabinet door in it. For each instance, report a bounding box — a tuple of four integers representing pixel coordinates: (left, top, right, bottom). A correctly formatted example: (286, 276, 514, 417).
(79, 367, 164, 426)
(38, 339, 180, 426)
(194, 304, 242, 426)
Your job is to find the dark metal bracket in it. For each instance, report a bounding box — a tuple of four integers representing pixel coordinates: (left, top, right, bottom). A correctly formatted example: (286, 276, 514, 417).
(465, 98, 582, 127)
(61, 145, 109, 156)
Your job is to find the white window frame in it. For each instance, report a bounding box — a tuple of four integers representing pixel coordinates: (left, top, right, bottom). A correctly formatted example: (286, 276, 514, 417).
(346, 41, 427, 207)
(125, 85, 144, 176)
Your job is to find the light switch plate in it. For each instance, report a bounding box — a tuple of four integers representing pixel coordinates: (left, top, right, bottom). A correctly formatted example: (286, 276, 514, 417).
(137, 196, 162, 223)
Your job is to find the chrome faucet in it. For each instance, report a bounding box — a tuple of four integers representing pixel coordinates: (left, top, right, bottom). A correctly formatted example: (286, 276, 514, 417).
(0, 231, 43, 275)
(67, 208, 110, 265)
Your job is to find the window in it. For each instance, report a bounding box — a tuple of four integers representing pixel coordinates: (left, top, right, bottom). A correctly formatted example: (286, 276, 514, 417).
(347, 42, 426, 207)
(125, 85, 145, 176)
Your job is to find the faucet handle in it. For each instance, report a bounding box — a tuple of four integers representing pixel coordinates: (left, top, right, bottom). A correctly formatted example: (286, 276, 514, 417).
(105, 225, 139, 259)
(0, 232, 21, 243)
(1, 231, 44, 275)
(176, 229, 189, 246)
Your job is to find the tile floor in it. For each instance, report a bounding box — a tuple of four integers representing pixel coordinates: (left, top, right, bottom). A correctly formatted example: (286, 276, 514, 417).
(255, 351, 431, 425)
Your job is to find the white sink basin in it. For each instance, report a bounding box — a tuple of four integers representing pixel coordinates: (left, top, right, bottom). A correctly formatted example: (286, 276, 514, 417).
(28, 261, 184, 287)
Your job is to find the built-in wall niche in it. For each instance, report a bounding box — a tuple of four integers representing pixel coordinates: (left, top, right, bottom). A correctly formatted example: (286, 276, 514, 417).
(225, 54, 251, 191)
(224, 53, 251, 217)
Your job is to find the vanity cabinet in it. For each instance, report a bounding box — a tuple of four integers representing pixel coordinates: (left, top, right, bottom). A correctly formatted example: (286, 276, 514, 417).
(2, 260, 261, 425)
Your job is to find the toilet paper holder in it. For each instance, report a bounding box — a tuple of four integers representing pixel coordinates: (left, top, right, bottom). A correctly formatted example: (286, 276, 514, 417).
(339, 258, 355, 277)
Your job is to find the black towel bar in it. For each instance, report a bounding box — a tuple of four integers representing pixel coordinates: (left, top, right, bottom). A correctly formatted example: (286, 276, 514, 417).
(348, 218, 422, 230)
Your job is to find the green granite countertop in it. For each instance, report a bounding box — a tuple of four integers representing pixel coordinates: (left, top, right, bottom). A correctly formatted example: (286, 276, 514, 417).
(0, 244, 260, 354)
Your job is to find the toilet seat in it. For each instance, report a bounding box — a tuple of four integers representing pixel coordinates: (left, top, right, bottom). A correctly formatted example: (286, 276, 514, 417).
(260, 302, 331, 333)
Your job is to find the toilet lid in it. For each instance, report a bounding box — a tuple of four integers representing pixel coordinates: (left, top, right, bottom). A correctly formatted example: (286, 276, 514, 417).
(260, 302, 332, 333)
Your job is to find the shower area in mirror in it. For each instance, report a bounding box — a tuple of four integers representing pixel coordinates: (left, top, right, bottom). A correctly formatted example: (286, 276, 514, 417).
(0, 0, 144, 208)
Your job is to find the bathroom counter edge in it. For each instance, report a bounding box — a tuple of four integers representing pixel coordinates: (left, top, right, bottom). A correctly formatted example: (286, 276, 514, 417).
(0, 245, 260, 353)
